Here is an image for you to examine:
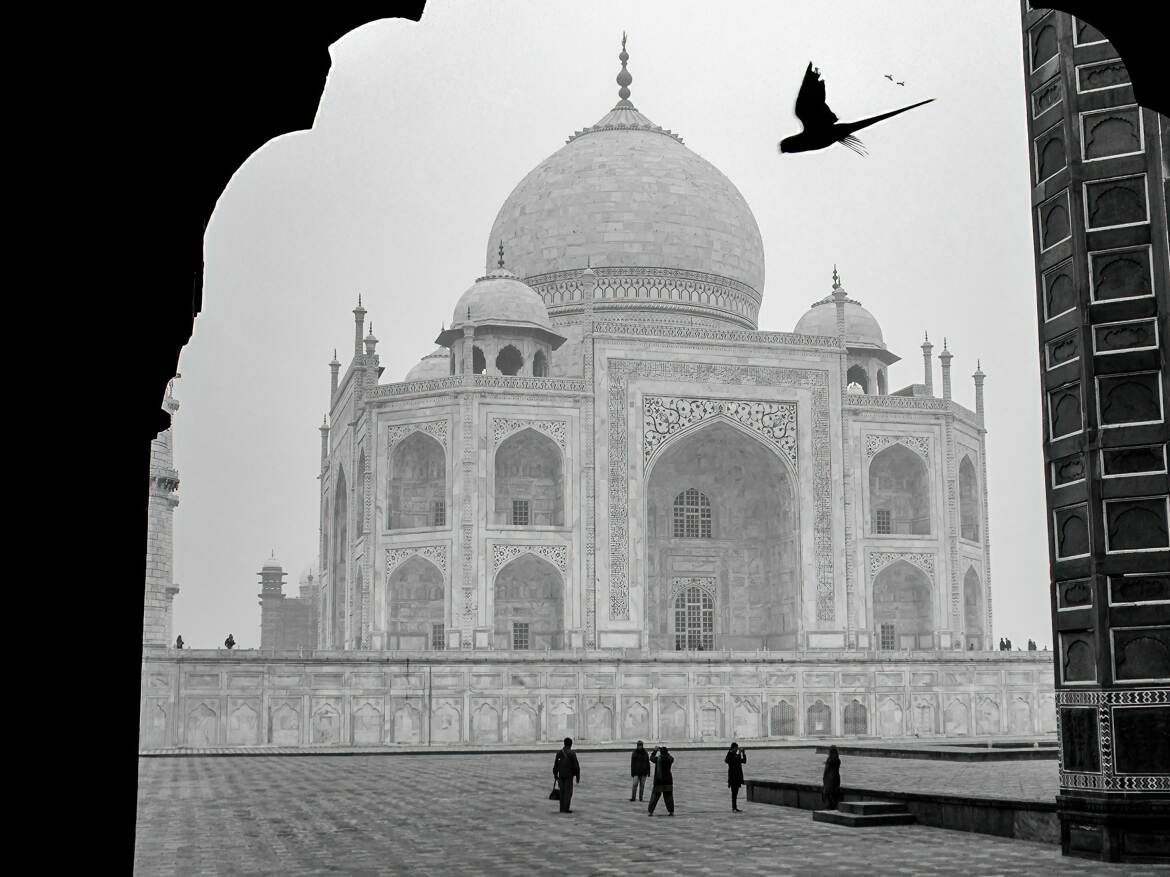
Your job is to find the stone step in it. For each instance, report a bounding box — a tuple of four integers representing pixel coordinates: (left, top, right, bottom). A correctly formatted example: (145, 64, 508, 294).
(838, 800, 907, 815)
(812, 809, 917, 827)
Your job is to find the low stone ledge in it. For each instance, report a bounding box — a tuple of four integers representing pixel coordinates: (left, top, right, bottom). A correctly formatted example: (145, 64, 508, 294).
(746, 779, 1059, 844)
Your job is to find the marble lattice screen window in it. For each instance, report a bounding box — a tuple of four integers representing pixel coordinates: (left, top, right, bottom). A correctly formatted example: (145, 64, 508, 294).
(880, 622, 896, 650)
(511, 499, 530, 526)
(431, 623, 445, 650)
(512, 622, 529, 650)
(431, 500, 446, 527)
(672, 488, 712, 538)
(674, 586, 714, 651)
(874, 509, 892, 534)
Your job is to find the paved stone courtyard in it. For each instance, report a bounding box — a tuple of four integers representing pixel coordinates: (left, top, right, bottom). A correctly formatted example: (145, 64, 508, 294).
(136, 749, 1163, 876)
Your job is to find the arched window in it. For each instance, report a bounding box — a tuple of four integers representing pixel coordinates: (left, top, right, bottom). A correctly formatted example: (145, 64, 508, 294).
(847, 365, 869, 393)
(959, 456, 980, 541)
(495, 345, 523, 376)
(844, 699, 868, 735)
(472, 346, 486, 375)
(388, 432, 446, 530)
(533, 349, 549, 377)
(807, 700, 832, 736)
(672, 488, 712, 538)
(674, 585, 714, 650)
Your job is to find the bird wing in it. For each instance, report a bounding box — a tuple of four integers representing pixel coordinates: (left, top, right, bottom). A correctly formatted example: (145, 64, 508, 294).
(794, 62, 838, 129)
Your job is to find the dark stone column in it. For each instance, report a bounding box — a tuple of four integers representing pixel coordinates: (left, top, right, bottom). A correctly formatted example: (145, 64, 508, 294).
(1020, 5, 1170, 863)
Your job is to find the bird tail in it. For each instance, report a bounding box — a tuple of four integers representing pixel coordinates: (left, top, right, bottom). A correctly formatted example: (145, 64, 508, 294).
(846, 98, 934, 134)
(839, 135, 868, 156)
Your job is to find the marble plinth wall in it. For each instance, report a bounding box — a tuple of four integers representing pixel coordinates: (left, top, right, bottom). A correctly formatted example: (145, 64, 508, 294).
(1021, 5, 1170, 864)
(140, 652, 1055, 750)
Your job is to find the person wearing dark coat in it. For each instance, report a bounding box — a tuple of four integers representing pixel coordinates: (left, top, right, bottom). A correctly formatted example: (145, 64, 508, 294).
(224, 634, 236, 650)
(630, 740, 650, 802)
(725, 742, 747, 811)
(552, 737, 581, 813)
(822, 745, 842, 810)
(647, 746, 675, 816)
(175, 635, 184, 650)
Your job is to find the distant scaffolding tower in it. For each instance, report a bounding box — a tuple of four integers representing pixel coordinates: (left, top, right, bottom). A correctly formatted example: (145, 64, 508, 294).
(144, 378, 181, 646)
(1019, 6, 1169, 864)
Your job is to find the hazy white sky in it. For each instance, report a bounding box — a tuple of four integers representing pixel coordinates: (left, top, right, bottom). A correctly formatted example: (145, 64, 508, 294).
(177, 0, 1050, 649)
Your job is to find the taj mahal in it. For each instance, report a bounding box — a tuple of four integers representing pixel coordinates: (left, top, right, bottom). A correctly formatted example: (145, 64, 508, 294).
(321, 43, 994, 661)
(141, 41, 1056, 749)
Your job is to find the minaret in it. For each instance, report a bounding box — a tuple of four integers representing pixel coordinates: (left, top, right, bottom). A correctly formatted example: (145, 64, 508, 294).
(319, 415, 329, 469)
(921, 333, 934, 396)
(257, 552, 287, 650)
(353, 296, 366, 356)
(329, 349, 340, 398)
(364, 323, 378, 356)
(144, 377, 182, 647)
(940, 338, 953, 401)
(973, 360, 986, 421)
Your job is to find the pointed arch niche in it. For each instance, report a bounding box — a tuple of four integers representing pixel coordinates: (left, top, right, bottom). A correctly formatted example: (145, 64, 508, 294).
(869, 442, 932, 536)
(387, 554, 445, 650)
(963, 566, 985, 650)
(388, 431, 447, 531)
(493, 553, 564, 649)
(494, 428, 564, 527)
(959, 454, 980, 541)
(873, 559, 934, 650)
(331, 466, 348, 648)
(645, 420, 800, 650)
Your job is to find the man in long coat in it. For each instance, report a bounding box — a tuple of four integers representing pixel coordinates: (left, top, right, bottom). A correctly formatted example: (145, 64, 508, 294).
(553, 737, 581, 813)
(647, 746, 675, 816)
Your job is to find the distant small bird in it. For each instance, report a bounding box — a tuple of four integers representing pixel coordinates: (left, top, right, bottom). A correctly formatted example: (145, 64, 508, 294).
(883, 73, 894, 81)
(778, 62, 934, 156)
(896, 81, 906, 86)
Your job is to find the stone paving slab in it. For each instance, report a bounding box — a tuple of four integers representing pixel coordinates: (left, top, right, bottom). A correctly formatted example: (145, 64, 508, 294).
(136, 751, 1163, 876)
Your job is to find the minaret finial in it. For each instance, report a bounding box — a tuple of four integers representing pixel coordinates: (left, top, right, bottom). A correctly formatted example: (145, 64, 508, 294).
(616, 32, 633, 107)
(498, 240, 505, 269)
(358, 294, 363, 308)
(832, 264, 840, 288)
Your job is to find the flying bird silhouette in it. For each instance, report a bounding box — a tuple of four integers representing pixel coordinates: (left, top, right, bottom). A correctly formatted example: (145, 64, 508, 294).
(778, 62, 934, 156)
(883, 73, 894, 81)
(896, 80, 905, 86)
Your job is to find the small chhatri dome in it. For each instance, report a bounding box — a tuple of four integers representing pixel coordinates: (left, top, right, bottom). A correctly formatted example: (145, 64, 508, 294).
(793, 271, 899, 365)
(262, 551, 283, 571)
(435, 256, 566, 350)
(404, 346, 450, 382)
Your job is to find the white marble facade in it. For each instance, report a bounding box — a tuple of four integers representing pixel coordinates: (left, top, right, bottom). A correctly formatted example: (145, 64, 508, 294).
(317, 57, 994, 665)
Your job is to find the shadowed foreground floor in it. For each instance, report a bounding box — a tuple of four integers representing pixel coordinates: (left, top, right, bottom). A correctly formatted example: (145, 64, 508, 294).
(136, 750, 1157, 876)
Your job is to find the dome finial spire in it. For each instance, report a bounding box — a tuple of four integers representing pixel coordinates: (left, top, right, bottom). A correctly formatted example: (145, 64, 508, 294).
(616, 32, 634, 108)
(498, 240, 505, 269)
(832, 264, 840, 289)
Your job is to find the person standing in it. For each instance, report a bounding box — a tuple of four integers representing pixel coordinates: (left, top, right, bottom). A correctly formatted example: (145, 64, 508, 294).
(630, 740, 650, 802)
(647, 745, 675, 816)
(725, 742, 747, 812)
(822, 745, 842, 810)
(224, 633, 236, 650)
(553, 737, 580, 813)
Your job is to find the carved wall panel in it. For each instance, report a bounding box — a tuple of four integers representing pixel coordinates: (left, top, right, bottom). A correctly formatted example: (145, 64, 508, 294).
(642, 396, 797, 470)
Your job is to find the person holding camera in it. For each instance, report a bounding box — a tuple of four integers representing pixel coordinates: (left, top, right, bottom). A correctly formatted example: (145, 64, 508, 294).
(725, 742, 747, 812)
(647, 745, 675, 816)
